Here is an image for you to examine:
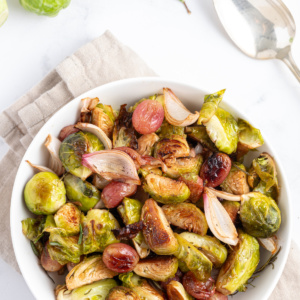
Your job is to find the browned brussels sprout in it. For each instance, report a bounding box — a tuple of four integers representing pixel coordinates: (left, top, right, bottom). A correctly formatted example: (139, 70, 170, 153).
(162, 203, 208, 236)
(166, 281, 193, 300)
(221, 201, 240, 223)
(106, 286, 140, 300)
(92, 103, 115, 138)
(137, 133, 159, 156)
(179, 173, 203, 203)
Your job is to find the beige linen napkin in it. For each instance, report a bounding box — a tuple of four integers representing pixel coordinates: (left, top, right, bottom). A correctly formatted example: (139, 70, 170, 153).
(0, 30, 298, 299)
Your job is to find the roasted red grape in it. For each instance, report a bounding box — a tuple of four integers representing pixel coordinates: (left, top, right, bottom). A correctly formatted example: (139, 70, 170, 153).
(132, 100, 164, 134)
(101, 181, 137, 208)
(41, 242, 64, 272)
(208, 291, 228, 300)
(183, 272, 216, 299)
(103, 243, 139, 273)
(200, 153, 231, 187)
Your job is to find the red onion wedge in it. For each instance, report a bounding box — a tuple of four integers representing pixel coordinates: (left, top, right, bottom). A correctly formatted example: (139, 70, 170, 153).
(258, 237, 278, 254)
(203, 187, 238, 246)
(44, 134, 65, 176)
(75, 122, 112, 149)
(206, 188, 241, 201)
(163, 88, 199, 127)
(82, 150, 141, 185)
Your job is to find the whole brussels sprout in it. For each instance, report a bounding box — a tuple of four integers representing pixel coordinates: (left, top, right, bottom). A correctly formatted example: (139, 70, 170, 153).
(24, 172, 66, 215)
(92, 103, 115, 138)
(54, 203, 81, 235)
(56, 279, 118, 300)
(106, 286, 140, 300)
(133, 256, 178, 282)
(20, 0, 71, 17)
(64, 173, 100, 212)
(162, 203, 208, 236)
(216, 230, 260, 295)
(180, 232, 227, 268)
(220, 163, 249, 195)
(143, 174, 190, 204)
(240, 192, 281, 238)
(59, 131, 104, 181)
(81, 209, 120, 254)
(185, 126, 218, 151)
(205, 107, 239, 155)
(198, 89, 225, 125)
(174, 233, 212, 281)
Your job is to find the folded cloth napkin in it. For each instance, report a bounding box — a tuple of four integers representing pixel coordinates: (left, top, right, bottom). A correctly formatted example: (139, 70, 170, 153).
(0, 30, 298, 299)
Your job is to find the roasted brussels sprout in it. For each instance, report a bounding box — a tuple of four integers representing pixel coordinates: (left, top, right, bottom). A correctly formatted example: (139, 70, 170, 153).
(221, 201, 240, 223)
(48, 234, 82, 265)
(24, 172, 66, 215)
(22, 216, 45, 243)
(143, 174, 190, 204)
(198, 89, 225, 125)
(162, 203, 208, 236)
(66, 255, 117, 290)
(113, 104, 138, 149)
(64, 173, 100, 212)
(59, 131, 104, 180)
(166, 281, 193, 300)
(178, 260, 190, 273)
(216, 230, 260, 295)
(164, 155, 203, 179)
(248, 153, 279, 200)
(179, 173, 203, 203)
(205, 108, 238, 155)
(92, 103, 115, 138)
(179, 232, 227, 268)
(81, 209, 120, 254)
(186, 126, 218, 151)
(240, 192, 281, 238)
(56, 279, 118, 300)
(119, 272, 164, 300)
(133, 256, 178, 282)
(220, 163, 249, 195)
(118, 197, 150, 258)
(174, 234, 212, 281)
(54, 203, 81, 235)
(159, 121, 185, 139)
(137, 133, 159, 156)
(106, 286, 140, 300)
(141, 199, 179, 255)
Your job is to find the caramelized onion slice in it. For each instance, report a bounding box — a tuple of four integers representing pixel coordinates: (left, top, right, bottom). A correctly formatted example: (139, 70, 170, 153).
(82, 150, 141, 185)
(75, 122, 112, 149)
(207, 188, 242, 201)
(163, 88, 199, 127)
(44, 134, 65, 176)
(203, 188, 238, 246)
(258, 237, 278, 254)
(26, 160, 55, 174)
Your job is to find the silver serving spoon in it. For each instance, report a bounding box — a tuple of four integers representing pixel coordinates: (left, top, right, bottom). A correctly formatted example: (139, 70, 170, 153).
(213, 0, 300, 82)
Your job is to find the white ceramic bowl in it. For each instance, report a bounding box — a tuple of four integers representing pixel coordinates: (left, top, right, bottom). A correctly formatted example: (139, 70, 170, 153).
(11, 77, 292, 300)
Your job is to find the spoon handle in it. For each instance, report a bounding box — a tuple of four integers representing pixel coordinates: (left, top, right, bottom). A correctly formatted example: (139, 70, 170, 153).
(281, 51, 300, 83)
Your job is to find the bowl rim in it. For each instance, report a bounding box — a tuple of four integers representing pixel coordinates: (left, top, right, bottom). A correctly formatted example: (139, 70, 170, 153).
(10, 76, 292, 300)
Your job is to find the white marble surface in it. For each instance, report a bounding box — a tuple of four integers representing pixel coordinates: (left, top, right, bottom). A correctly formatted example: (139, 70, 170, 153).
(0, 0, 300, 299)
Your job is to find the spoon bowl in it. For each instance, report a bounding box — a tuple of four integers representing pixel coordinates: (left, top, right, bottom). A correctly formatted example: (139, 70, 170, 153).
(213, 0, 300, 82)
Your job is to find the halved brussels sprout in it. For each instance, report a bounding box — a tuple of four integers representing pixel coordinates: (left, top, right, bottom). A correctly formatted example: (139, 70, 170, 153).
(137, 133, 159, 156)
(248, 153, 279, 200)
(139, 167, 163, 178)
(92, 103, 115, 138)
(143, 174, 190, 204)
(216, 230, 260, 295)
(22, 216, 45, 243)
(198, 89, 225, 125)
(166, 281, 193, 300)
(186, 126, 218, 151)
(48, 234, 82, 265)
(174, 233, 212, 281)
(154, 137, 190, 161)
(240, 192, 281, 238)
(66, 255, 117, 290)
(141, 199, 179, 255)
(133, 256, 178, 282)
(164, 155, 203, 179)
(119, 272, 164, 300)
(64, 173, 100, 212)
(162, 203, 208, 236)
(56, 279, 118, 300)
(179, 173, 203, 204)
(220, 163, 249, 195)
(179, 232, 227, 268)
(221, 200, 240, 223)
(59, 131, 104, 180)
(24, 172, 66, 215)
(81, 209, 120, 254)
(54, 203, 81, 235)
(205, 107, 238, 155)
(178, 260, 190, 273)
(118, 197, 150, 259)
(106, 286, 140, 300)
(158, 121, 185, 139)
(237, 118, 264, 150)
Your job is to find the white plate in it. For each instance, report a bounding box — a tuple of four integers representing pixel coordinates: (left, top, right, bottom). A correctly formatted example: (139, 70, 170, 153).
(10, 77, 292, 300)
